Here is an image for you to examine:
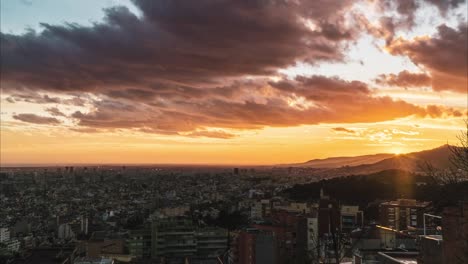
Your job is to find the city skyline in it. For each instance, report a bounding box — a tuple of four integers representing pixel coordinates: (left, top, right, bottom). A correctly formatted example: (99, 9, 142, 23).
(1, 0, 467, 165)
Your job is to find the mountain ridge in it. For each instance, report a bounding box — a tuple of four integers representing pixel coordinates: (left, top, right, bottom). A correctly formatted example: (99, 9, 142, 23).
(281, 144, 455, 177)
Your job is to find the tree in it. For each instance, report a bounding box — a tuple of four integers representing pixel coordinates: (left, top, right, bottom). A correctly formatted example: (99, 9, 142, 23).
(449, 119, 468, 173)
(422, 119, 468, 184)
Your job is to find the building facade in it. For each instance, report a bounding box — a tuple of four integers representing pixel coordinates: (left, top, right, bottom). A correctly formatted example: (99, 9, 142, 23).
(151, 217, 228, 261)
(379, 199, 430, 231)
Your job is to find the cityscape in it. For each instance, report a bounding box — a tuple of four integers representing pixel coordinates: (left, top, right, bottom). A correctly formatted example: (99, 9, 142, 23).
(0, 144, 467, 263)
(0, 0, 467, 264)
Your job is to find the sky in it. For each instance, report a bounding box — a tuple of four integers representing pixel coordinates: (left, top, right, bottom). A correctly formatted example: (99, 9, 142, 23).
(0, 0, 467, 165)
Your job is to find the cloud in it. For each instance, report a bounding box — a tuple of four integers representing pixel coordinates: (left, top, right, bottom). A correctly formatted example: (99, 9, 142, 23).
(0, 0, 357, 93)
(45, 107, 66, 117)
(67, 76, 461, 135)
(425, 104, 463, 118)
(424, 0, 465, 14)
(5, 91, 88, 106)
(358, 0, 466, 47)
(185, 130, 236, 139)
(6, 93, 61, 104)
(12, 113, 61, 125)
(69, 127, 101, 133)
(386, 23, 467, 93)
(1, 1, 464, 138)
(332, 127, 356, 134)
(391, 128, 419, 135)
(376, 70, 432, 88)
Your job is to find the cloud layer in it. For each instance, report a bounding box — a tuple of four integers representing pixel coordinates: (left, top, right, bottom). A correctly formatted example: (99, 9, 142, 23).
(1, 0, 357, 92)
(1, 0, 466, 138)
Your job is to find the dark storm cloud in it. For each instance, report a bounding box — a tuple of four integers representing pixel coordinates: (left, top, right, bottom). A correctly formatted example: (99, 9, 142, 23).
(12, 113, 61, 125)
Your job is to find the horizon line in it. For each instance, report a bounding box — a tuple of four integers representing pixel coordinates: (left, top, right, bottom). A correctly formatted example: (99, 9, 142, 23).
(0, 144, 451, 168)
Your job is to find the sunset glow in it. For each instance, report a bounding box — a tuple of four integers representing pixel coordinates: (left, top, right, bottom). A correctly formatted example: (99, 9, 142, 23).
(0, 0, 466, 165)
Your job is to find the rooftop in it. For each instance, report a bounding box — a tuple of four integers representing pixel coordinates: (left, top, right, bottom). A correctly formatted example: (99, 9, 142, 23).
(378, 251, 418, 264)
(381, 199, 430, 207)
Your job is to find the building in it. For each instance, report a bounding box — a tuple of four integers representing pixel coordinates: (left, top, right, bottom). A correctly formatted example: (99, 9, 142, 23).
(377, 251, 418, 264)
(254, 232, 276, 264)
(151, 217, 228, 261)
(250, 210, 318, 264)
(234, 229, 255, 264)
(273, 202, 311, 214)
(418, 235, 443, 264)
(234, 228, 277, 264)
(379, 199, 430, 231)
(441, 201, 468, 264)
(5, 239, 20, 252)
(250, 200, 271, 220)
(58, 223, 76, 240)
(151, 217, 197, 260)
(127, 229, 151, 259)
(196, 227, 228, 259)
(10, 247, 77, 264)
(85, 231, 125, 258)
(318, 196, 340, 238)
(159, 206, 190, 217)
(340, 205, 363, 232)
(351, 225, 417, 263)
(0, 228, 10, 243)
(296, 216, 319, 263)
(74, 257, 114, 264)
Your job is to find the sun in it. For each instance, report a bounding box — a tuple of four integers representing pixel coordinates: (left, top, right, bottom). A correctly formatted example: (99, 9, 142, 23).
(390, 148, 404, 155)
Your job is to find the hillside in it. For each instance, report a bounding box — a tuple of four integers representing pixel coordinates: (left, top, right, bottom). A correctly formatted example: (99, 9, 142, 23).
(286, 153, 394, 168)
(283, 169, 468, 218)
(283, 145, 455, 177)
